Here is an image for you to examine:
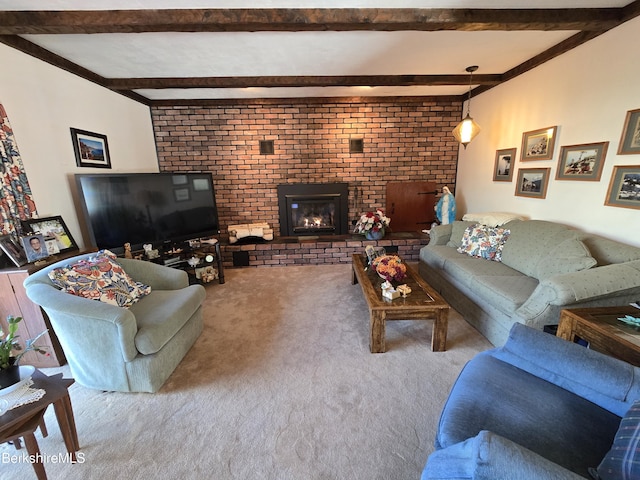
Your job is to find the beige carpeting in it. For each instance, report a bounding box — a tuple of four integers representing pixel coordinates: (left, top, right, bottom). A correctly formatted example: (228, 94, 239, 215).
(1, 263, 492, 480)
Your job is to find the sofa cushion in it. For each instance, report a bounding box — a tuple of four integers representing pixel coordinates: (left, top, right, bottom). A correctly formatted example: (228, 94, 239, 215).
(581, 235, 640, 266)
(592, 399, 640, 480)
(535, 237, 597, 280)
(130, 285, 206, 355)
(500, 221, 588, 279)
(446, 221, 477, 249)
(48, 250, 151, 308)
(470, 275, 539, 315)
(457, 224, 511, 261)
(436, 354, 621, 477)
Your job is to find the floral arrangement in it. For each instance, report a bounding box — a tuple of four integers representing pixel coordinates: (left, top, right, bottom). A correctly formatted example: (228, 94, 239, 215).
(353, 209, 391, 235)
(372, 255, 407, 283)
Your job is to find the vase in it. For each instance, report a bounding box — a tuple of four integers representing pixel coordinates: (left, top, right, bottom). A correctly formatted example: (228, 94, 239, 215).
(0, 358, 20, 389)
(365, 229, 384, 240)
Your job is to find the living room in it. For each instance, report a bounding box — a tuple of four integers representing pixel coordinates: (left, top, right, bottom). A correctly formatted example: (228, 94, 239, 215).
(1, 3, 640, 479)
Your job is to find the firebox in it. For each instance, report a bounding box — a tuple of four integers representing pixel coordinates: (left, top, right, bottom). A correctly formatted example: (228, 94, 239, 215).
(277, 183, 349, 236)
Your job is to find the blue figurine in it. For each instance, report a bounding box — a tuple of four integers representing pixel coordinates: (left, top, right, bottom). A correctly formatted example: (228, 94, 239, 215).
(435, 186, 456, 225)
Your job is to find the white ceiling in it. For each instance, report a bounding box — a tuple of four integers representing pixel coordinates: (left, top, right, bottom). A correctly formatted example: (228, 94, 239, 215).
(0, 0, 635, 102)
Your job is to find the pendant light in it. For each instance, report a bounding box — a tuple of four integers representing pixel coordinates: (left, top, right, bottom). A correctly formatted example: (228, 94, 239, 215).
(452, 65, 481, 149)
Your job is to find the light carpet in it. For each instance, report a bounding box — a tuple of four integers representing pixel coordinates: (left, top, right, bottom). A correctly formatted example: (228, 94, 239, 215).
(1, 263, 492, 480)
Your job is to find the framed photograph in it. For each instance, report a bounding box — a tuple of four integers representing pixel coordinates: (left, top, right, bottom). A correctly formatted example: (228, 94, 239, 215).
(555, 142, 609, 181)
(172, 174, 188, 185)
(20, 234, 49, 263)
(515, 168, 551, 199)
(70, 127, 111, 168)
(604, 165, 640, 210)
(521, 126, 558, 161)
(493, 148, 516, 182)
(0, 234, 28, 267)
(618, 108, 640, 155)
(193, 178, 210, 191)
(21, 215, 79, 254)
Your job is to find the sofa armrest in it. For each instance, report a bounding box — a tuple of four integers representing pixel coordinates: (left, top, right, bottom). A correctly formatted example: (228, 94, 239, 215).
(491, 323, 639, 417)
(116, 258, 189, 290)
(428, 224, 453, 246)
(422, 431, 585, 480)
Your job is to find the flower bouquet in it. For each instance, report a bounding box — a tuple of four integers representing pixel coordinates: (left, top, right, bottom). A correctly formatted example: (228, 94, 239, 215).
(372, 255, 407, 283)
(353, 209, 391, 239)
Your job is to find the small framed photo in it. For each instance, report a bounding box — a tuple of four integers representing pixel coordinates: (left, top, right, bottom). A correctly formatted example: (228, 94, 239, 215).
(618, 108, 640, 155)
(70, 127, 111, 168)
(555, 142, 608, 181)
(174, 187, 191, 202)
(604, 165, 640, 210)
(521, 126, 558, 161)
(0, 234, 28, 267)
(21, 215, 79, 255)
(493, 148, 516, 182)
(515, 168, 551, 199)
(20, 234, 49, 263)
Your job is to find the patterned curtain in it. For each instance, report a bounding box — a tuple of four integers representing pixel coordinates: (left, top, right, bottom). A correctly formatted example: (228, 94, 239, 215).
(0, 104, 37, 236)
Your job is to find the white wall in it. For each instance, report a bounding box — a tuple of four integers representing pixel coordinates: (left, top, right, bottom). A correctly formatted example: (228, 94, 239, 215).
(456, 16, 640, 247)
(0, 43, 159, 249)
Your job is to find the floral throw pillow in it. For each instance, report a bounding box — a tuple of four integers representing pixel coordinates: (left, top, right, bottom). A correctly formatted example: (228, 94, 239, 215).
(48, 250, 151, 308)
(457, 224, 511, 262)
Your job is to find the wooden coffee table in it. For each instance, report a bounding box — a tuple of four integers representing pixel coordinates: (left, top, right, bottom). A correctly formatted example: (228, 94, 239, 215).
(351, 254, 450, 353)
(557, 305, 640, 366)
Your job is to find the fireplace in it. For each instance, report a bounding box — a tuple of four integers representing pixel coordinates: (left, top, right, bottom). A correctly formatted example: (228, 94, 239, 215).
(277, 183, 349, 236)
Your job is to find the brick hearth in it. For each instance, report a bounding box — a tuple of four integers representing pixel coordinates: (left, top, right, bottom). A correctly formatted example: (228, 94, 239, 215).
(220, 232, 428, 268)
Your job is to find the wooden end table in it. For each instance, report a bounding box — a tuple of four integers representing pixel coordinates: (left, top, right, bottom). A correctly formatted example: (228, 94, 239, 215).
(556, 306, 640, 366)
(351, 254, 450, 353)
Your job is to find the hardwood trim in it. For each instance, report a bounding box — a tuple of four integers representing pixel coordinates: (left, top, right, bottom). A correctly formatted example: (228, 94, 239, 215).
(0, 8, 624, 35)
(108, 74, 501, 90)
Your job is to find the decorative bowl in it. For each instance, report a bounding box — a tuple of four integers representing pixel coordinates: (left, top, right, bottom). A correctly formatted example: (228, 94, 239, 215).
(0, 365, 35, 397)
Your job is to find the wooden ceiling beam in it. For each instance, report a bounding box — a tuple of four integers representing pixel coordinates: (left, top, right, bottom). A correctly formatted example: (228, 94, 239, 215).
(107, 74, 502, 90)
(0, 8, 624, 35)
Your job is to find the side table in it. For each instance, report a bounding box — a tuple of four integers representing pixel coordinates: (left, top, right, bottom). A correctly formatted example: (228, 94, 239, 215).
(556, 305, 640, 366)
(0, 370, 79, 478)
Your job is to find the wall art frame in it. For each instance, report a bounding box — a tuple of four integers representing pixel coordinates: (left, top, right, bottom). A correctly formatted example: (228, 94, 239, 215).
(70, 127, 111, 169)
(21, 215, 79, 255)
(521, 126, 558, 161)
(493, 148, 516, 182)
(618, 108, 640, 155)
(604, 165, 640, 210)
(555, 141, 608, 181)
(515, 167, 551, 199)
(0, 234, 28, 267)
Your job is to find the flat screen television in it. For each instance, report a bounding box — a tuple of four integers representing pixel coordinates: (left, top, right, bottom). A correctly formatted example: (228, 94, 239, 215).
(75, 172, 220, 254)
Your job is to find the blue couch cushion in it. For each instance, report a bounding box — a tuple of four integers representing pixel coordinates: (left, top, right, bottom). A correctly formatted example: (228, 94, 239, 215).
(436, 354, 621, 477)
(592, 399, 640, 480)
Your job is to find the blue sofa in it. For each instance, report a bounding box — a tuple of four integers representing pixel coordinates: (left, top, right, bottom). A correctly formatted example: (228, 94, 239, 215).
(422, 323, 640, 479)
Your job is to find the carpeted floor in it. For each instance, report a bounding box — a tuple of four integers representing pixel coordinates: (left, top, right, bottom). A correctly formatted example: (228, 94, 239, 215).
(1, 263, 492, 480)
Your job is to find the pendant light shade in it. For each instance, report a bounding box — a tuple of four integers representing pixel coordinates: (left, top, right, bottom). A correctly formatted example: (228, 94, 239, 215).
(453, 66, 481, 149)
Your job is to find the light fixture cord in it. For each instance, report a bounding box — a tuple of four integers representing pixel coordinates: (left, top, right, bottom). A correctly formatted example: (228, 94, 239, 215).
(466, 69, 473, 115)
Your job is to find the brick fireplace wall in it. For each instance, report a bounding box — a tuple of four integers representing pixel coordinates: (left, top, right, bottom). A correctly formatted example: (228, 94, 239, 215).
(151, 97, 461, 240)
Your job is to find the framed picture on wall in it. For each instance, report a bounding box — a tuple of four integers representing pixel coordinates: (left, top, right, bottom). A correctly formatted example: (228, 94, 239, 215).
(521, 126, 558, 161)
(515, 168, 551, 199)
(555, 142, 608, 181)
(604, 165, 640, 210)
(493, 148, 516, 182)
(70, 127, 112, 168)
(21, 215, 79, 255)
(618, 108, 640, 155)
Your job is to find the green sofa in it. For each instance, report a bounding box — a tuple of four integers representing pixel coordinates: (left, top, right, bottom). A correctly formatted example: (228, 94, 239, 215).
(24, 253, 206, 393)
(419, 219, 640, 346)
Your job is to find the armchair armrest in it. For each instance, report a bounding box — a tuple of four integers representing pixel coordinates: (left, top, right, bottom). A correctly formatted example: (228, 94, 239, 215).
(491, 323, 639, 417)
(422, 431, 585, 480)
(116, 258, 189, 290)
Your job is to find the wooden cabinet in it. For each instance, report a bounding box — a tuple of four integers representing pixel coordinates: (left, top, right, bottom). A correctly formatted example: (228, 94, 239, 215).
(0, 269, 65, 367)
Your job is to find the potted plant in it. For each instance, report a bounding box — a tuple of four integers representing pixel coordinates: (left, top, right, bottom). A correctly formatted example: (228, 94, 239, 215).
(0, 315, 48, 389)
(353, 209, 391, 240)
